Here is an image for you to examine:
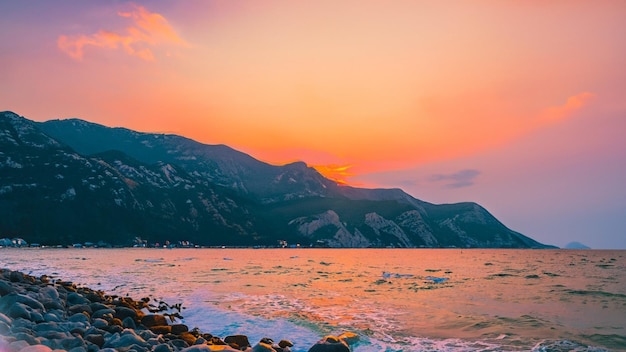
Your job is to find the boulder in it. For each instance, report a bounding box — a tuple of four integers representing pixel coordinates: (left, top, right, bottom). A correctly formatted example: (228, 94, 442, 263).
(9, 340, 31, 351)
(0, 321, 10, 334)
(84, 334, 105, 348)
(307, 336, 350, 352)
(251, 340, 276, 352)
(181, 345, 240, 351)
(38, 286, 59, 301)
(141, 314, 167, 327)
(92, 308, 115, 320)
(114, 306, 139, 321)
(89, 303, 110, 312)
(7, 302, 31, 320)
(58, 336, 86, 350)
(149, 325, 172, 335)
(337, 332, 358, 345)
(0, 312, 12, 325)
(67, 292, 90, 305)
(92, 318, 109, 329)
(68, 304, 92, 316)
(179, 332, 198, 346)
(171, 324, 189, 335)
(12, 332, 39, 345)
(224, 334, 250, 349)
(0, 280, 15, 295)
(0, 293, 44, 313)
(153, 344, 175, 352)
(68, 313, 90, 323)
(122, 316, 137, 329)
(17, 345, 54, 352)
(103, 330, 148, 350)
(278, 340, 294, 348)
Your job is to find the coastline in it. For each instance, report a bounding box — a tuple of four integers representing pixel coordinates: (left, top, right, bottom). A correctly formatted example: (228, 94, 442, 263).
(0, 269, 356, 352)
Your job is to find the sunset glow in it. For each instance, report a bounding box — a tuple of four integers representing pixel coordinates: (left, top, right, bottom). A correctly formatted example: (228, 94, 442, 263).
(2, 1, 625, 248)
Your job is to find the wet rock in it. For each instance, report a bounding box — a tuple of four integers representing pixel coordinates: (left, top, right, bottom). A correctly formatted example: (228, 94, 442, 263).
(153, 344, 175, 352)
(149, 325, 172, 334)
(0, 321, 10, 334)
(208, 336, 227, 345)
(29, 311, 44, 323)
(10, 270, 31, 283)
(251, 340, 277, 352)
(0, 280, 15, 295)
(18, 345, 54, 352)
(0, 312, 12, 325)
(58, 336, 86, 350)
(18, 294, 45, 311)
(67, 292, 90, 305)
(7, 302, 31, 320)
(115, 306, 139, 321)
(85, 334, 105, 348)
(103, 330, 148, 350)
(122, 316, 137, 329)
(42, 299, 64, 311)
(137, 329, 159, 341)
(9, 340, 30, 351)
(141, 314, 167, 327)
(169, 338, 190, 349)
(182, 345, 241, 352)
(179, 346, 216, 352)
(279, 340, 294, 348)
(337, 332, 358, 346)
(12, 331, 39, 345)
(92, 318, 109, 329)
(194, 337, 207, 345)
(278, 339, 294, 351)
(225, 334, 251, 349)
(69, 303, 92, 316)
(38, 286, 59, 301)
(11, 317, 35, 330)
(110, 317, 123, 327)
(89, 302, 110, 312)
(92, 308, 115, 320)
(68, 347, 88, 352)
(307, 335, 351, 352)
(171, 323, 189, 335)
(179, 332, 198, 346)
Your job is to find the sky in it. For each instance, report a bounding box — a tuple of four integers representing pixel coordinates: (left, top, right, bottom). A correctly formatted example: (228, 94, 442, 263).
(1, 1, 625, 248)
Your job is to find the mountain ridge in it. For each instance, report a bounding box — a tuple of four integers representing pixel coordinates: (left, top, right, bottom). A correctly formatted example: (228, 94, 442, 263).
(1, 111, 554, 248)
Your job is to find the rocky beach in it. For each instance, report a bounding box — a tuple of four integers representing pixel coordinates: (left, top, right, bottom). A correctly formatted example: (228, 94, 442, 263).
(0, 269, 357, 352)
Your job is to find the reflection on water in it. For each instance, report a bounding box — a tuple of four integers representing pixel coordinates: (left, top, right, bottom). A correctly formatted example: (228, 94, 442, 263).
(1, 248, 625, 351)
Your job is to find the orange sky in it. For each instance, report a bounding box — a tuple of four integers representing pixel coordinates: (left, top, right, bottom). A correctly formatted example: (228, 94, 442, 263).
(1, 1, 626, 248)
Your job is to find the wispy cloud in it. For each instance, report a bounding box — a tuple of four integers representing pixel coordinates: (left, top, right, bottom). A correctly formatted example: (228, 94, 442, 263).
(538, 92, 595, 125)
(57, 4, 188, 61)
(430, 169, 480, 189)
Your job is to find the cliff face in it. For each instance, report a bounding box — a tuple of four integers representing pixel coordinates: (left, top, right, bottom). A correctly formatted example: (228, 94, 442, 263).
(0, 111, 552, 248)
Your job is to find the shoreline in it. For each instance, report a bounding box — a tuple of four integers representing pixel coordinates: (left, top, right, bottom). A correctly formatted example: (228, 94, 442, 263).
(0, 269, 357, 352)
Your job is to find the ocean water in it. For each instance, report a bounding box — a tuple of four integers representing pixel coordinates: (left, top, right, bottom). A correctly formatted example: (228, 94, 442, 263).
(1, 248, 625, 351)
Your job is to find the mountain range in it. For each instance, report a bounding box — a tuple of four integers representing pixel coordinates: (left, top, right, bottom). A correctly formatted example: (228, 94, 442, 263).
(0, 111, 554, 248)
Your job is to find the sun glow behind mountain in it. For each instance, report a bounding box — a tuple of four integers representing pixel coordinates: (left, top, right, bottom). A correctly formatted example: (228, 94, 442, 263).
(312, 164, 354, 186)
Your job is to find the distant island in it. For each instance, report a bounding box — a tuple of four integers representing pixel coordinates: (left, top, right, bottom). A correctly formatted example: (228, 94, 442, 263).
(564, 241, 591, 249)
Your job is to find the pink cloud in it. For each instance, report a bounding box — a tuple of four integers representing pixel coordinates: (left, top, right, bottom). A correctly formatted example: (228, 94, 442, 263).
(538, 92, 596, 125)
(57, 4, 187, 61)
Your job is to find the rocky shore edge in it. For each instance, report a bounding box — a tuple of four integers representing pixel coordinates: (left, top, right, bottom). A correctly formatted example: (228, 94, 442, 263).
(0, 269, 358, 352)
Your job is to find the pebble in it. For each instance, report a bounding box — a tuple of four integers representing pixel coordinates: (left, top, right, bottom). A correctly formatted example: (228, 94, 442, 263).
(0, 269, 359, 352)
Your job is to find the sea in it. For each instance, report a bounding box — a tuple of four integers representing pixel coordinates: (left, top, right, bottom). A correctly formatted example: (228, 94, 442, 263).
(1, 248, 625, 351)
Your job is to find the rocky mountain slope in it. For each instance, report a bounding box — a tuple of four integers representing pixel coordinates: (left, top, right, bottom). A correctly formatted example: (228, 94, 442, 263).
(0, 111, 553, 248)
